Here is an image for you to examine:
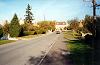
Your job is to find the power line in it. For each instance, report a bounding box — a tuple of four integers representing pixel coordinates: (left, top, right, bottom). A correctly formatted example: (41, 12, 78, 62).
(83, 0, 100, 18)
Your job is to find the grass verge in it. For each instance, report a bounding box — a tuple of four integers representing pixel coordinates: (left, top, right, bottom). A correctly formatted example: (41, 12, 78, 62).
(64, 31, 93, 65)
(63, 31, 75, 40)
(0, 40, 15, 45)
(19, 35, 39, 38)
(16, 34, 42, 40)
(67, 40, 93, 65)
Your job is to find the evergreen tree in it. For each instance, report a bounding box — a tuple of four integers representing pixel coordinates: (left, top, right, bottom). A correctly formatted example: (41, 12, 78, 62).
(9, 14, 21, 37)
(0, 25, 3, 38)
(24, 4, 34, 24)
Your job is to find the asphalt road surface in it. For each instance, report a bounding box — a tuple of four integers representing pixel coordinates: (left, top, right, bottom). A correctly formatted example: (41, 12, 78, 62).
(0, 32, 60, 65)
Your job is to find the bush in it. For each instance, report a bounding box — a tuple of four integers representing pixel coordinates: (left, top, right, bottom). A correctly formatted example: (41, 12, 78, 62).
(23, 31, 35, 35)
(19, 25, 24, 36)
(3, 20, 9, 35)
(23, 28, 47, 36)
(36, 28, 47, 34)
(84, 34, 94, 47)
(73, 32, 82, 39)
(0, 26, 3, 38)
(67, 26, 72, 30)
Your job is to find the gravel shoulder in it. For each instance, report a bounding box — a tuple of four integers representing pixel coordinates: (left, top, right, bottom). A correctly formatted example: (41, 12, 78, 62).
(40, 32, 73, 65)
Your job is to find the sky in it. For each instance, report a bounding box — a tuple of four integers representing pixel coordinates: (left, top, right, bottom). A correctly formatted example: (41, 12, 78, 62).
(0, 0, 100, 24)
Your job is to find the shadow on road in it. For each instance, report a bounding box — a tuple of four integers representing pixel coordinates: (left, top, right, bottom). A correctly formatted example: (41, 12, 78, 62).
(25, 50, 73, 65)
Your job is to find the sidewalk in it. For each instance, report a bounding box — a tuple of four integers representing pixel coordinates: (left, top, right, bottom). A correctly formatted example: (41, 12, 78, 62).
(40, 33, 73, 65)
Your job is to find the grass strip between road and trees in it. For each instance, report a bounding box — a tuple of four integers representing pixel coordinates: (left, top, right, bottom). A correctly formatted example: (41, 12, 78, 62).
(16, 34, 41, 39)
(64, 31, 93, 65)
(0, 40, 15, 45)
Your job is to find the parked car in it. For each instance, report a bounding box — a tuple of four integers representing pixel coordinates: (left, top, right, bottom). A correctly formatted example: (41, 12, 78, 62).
(56, 31, 60, 34)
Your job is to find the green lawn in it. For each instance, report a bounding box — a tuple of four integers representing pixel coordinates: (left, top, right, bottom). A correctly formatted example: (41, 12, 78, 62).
(63, 31, 74, 40)
(63, 31, 93, 65)
(0, 40, 15, 45)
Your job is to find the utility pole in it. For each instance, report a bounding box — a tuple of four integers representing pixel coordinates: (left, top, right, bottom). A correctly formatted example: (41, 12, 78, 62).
(44, 14, 45, 21)
(92, 0, 100, 36)
(92, 0, 96, 37)
(92, 1, 100, 65)
(83, 0, 100, 65)
(92, 0, 96, 20)
(84, 0, 100, 20)
(92, 0, 100, 19)
(43, 13, 46, 21)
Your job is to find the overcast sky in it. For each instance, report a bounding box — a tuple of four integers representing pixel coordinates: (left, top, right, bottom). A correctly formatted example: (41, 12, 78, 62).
(0, 0, 100, 24)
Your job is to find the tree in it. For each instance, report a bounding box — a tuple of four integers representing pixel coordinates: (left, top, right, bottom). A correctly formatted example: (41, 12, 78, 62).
(83, 15, 95, 34)
(9, 14, 21, 37)
(22, 23, 34, 31)
(69, 19, 79, 31)
(3, 20, 9, 35)
(64, 27, 67, 30)
(49, 21, 56, 31)
(24, 4, 34, 24)
(38, 21, 55, 31)
(19, 24, 24, 36)
(38, 21, 49, 30)
(0, 24, 3, 38)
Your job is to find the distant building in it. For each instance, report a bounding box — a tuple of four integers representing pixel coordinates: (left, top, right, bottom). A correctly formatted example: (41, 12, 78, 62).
(19, 18, 24, 25)
(79, 20, 84, 27)
(33, 22, 39, 27)
(55, 22, 68, 31)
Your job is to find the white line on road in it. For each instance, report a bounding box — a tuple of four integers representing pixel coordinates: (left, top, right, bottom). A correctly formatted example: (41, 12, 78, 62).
(37, 34, 59, 65)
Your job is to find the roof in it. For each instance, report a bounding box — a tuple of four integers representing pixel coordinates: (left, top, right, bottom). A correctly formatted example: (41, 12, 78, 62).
(56, 22, 66, 25)
(0, 24, 2, 27)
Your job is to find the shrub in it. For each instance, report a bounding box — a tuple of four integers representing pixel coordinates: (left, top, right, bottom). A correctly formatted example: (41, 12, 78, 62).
(36, 28, 47, 34)
(84, 34, 94, 47)
(34, 31, 38, 35)
(67, 26, 72, 30)
(38, 21, 55, 31)
(3, 20, 9, 35)
(23, 31, 35, 35)
(19, 26, 24, 36)
(0, 26, 3, 38)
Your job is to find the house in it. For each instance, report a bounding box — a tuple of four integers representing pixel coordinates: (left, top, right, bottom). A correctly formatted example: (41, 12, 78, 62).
(55, 22, 68, 31)
(79, 20, 84, 27)
(19, 18, 24, 25)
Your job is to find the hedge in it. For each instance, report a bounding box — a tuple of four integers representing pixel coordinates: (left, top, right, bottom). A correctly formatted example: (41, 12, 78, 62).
(23, 31, 35, 35)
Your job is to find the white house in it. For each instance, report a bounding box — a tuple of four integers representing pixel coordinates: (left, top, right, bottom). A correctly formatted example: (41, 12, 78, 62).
(55, 22, 68, 31)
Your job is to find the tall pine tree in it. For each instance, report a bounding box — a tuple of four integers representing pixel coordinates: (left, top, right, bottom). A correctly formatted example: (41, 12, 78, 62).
(24, 4, 34, 24)
(9, 14, 20, 37)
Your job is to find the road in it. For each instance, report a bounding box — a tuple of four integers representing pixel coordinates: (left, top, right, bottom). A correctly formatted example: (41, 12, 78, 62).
(40, 33, 73, 65)
(0, 32, 59, 65)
